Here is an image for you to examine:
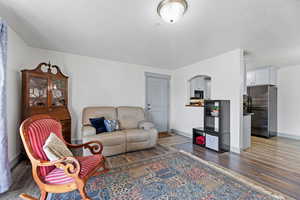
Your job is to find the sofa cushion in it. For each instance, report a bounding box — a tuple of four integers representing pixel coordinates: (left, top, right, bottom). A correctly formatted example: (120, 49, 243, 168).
(82, 107, 117, 126)
(83, 131, 126, 146)
(125, 129, 150, 143)
(82, 126, 96, 137)
(117, 107, 145, 129)
(138, 121, 155, 130)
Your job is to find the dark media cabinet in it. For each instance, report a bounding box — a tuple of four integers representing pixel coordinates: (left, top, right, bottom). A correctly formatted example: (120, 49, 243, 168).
(193, 100, 230, 152)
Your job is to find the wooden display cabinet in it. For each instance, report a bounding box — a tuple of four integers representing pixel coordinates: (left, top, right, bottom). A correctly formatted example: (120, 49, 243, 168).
(21, 62, 71, 143)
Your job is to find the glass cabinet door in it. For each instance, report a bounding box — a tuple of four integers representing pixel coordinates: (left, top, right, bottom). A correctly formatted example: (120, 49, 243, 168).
(51, 79, 66, 107)
(29, 76, 48, 107)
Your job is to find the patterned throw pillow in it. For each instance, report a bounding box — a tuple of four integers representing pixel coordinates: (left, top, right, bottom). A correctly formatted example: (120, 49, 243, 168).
(104, 120, 119, 132)
(43, 133, 73, 161)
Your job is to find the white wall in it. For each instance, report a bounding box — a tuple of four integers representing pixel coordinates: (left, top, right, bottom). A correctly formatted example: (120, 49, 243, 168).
(7, 27, 31, 164)
(27, 48, 171, 141)
(277, 65, 300, 138)
(5, 26, 243, 163)
(171, 49, 244, 153)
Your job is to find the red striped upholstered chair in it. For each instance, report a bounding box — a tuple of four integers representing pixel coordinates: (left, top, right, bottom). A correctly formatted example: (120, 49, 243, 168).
(19, 115, 108, 200)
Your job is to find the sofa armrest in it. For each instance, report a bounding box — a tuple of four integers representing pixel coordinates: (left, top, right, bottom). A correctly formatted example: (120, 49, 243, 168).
(82, 125, 96, 137)
(138, 121, 155, 130)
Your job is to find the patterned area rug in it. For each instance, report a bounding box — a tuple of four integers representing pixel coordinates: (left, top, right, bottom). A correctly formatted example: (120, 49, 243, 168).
(50, 151, 291, 200)
(106, 144, 173, 168)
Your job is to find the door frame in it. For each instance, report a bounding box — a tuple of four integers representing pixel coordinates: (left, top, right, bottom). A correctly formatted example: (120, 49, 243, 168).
(145, 72, 171, 132)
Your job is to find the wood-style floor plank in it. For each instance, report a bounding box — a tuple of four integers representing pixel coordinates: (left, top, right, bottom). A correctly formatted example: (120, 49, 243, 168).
(171, 136, 300, 200)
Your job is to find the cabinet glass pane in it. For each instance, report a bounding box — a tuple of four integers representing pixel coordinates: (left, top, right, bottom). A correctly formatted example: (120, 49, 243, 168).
(52, 79, 65, 89)
(29, 77, 48, 107)
(51, 79, 66, 106)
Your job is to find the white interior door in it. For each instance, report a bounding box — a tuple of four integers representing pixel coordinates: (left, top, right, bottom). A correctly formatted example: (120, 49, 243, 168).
(145, 73, 170, 133)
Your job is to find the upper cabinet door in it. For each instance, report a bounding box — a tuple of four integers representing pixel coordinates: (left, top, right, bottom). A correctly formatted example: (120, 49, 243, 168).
(255, 68, 269, 85)
(51, 78, 67, 107)
(28, 75, 49, 107)
(247, 67, 277, 86)
(247, 71, 256, 86)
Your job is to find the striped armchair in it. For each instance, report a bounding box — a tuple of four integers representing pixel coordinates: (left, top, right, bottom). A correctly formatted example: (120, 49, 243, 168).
(19, 115, 108, 200)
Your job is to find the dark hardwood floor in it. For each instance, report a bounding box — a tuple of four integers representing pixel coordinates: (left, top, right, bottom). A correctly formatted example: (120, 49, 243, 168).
(171, 135, 300, 200)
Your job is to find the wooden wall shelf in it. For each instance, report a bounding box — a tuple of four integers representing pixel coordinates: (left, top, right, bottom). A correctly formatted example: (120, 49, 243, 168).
(186, 104, 204, 107)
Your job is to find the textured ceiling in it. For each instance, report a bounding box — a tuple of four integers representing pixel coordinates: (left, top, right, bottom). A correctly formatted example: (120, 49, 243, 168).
(1, 0, 300, 69)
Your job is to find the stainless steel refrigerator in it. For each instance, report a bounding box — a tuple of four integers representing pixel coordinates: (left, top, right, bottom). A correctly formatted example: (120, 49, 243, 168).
(247, 85, 277, 138)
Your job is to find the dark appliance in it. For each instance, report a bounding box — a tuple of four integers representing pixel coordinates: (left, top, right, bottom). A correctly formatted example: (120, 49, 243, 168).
(243, 95, 251, 113)
(247, 85, 277, 138)
(194, 90, 204, 99)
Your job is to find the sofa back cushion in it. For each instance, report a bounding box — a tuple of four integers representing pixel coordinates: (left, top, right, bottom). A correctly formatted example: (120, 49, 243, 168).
(82, 107, 117, 125)
(117, 107, 145, 129)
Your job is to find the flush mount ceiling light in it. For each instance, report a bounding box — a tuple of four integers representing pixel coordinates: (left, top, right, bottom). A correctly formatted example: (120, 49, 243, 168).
(157, 0, 188, 24)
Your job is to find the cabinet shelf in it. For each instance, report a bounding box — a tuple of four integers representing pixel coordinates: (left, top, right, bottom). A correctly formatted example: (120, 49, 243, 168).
(206, 115, 219, 118)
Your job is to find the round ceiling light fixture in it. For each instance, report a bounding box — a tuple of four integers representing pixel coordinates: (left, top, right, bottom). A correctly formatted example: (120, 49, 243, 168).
(157, 0, 188, 24)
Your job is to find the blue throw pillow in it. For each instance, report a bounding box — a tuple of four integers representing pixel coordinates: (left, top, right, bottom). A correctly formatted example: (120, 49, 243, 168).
(89, 117, 107, 134)
(104, 120, 118, 132)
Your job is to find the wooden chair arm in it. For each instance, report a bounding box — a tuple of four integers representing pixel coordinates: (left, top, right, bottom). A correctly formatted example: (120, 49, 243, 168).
(66, 141, 104, 155)
(37, 157, 80, 177)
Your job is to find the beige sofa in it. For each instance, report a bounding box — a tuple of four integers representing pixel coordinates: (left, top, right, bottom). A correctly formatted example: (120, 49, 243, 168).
(81, 106, 158, 156)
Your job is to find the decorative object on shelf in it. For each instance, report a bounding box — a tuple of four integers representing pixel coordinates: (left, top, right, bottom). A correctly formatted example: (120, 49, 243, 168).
(21, 62, 71, 143)
(196, 136, 205, 145)
(210, 105, 219, 117)
(157, 0, 188, 23)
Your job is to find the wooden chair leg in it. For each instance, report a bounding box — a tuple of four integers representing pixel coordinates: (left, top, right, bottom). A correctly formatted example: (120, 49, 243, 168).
(19, 193, 38, 200)
(93, 158, 109, 176)
(77, 182, 91, 200)
(40, 190, 48, 200)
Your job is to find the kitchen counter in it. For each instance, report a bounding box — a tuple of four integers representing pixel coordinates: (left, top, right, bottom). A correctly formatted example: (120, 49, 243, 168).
(242, 114, 252, 150)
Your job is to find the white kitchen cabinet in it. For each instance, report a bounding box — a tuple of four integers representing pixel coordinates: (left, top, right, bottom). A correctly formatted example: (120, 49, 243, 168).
(255, 68, 269, 85)
(247, 67, 277, 86)
(246, 71, 256, 86)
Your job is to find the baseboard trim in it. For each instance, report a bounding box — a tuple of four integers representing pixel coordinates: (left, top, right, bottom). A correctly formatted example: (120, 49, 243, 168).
(278, 133, 300, 140)
(230, 146, 241, 154)
(170, 129, 192, 138)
